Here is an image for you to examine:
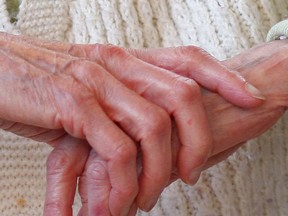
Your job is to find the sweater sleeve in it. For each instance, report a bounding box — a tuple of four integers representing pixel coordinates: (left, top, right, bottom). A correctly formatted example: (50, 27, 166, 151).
(266, 19, 288, 41)
(6, 0, 20, 23)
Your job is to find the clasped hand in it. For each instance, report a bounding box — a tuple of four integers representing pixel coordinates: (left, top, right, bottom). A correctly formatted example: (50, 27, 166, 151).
(0, 32, 265, 215)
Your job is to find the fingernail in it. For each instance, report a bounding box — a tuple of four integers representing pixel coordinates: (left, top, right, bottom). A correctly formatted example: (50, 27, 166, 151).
(245, 82, 266, 100)
(188, 168, 202, 185)
(143, 197, 158, 212)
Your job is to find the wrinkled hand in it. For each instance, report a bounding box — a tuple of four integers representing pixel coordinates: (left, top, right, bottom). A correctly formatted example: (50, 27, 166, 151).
(45, 40, 288, 215)
(0, 32, 261, 215)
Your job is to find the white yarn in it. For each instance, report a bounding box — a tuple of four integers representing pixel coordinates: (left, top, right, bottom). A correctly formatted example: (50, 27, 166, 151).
(1, 0, 288, 215)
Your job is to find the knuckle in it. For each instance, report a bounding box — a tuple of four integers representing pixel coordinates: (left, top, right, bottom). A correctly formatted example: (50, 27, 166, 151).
(86, 160, 108, 182)
(59, 59, 99, 89)
(64, 58, 99, 78)
(46, 148, 70, 174)
(172, 78, 201, 101)
(177, 45, 204, 57)
(114, 184, 138, 199)
(176, 46, 214, 67)
(111, 141, 137, 163)
(67, 44, 89, 58)
(74, 60, 99, 76)
(100, 44, 132, 62)
(142, 107, 171, 136)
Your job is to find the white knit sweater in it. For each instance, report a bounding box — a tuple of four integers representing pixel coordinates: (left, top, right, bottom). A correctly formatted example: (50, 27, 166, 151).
(1, 0, 288, 215)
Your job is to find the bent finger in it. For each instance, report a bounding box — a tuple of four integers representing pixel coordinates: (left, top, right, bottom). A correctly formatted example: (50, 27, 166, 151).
(44, 136, 90, 216)
(83, 150, 112, 216)
(129, 47, 265, 108)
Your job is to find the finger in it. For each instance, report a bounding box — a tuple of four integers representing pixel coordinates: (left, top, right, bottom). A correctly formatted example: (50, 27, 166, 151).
(79, 150, 139, 216)
(165, 143, 245, 190)
(83, 150, 112, 216)
(75, 101, 139, 216)
(44, 136, 90, 216)
(128, 46, 265, 107)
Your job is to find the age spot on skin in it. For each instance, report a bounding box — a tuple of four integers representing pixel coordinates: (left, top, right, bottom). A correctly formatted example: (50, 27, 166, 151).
(16, 196, 26, 208)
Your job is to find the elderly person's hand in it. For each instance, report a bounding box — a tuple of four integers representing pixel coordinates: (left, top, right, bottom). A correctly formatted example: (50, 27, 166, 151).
(43, 39, 288, 215)
(0, 32, 262, 215)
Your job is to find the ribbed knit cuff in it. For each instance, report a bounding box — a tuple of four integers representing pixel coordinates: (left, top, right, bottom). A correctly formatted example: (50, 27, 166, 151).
(266, 19, 288, 41)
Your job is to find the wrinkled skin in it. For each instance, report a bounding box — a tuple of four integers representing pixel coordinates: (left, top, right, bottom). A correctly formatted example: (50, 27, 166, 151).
(0, 32, 263, 215)
(45, 40, 288, 216)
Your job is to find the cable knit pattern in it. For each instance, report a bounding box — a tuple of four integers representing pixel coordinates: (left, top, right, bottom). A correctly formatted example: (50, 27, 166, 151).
(17, 0, 71, 41)
(1, 0, 288, 215)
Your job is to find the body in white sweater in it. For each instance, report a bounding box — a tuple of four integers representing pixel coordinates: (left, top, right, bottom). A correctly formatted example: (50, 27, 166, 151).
(1, 0, 288, 215)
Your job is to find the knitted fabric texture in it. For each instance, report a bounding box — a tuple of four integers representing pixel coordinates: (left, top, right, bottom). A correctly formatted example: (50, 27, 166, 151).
(1, 0, 288, 215)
